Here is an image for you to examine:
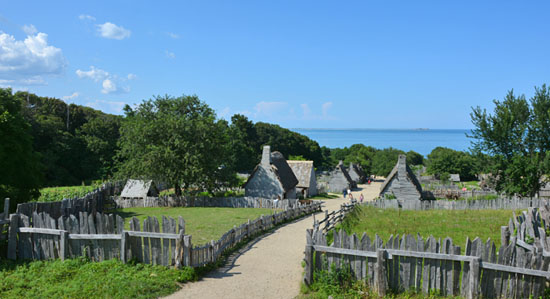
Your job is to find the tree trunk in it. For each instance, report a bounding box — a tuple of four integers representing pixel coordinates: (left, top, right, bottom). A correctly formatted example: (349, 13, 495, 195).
(175, 183, 182, 196)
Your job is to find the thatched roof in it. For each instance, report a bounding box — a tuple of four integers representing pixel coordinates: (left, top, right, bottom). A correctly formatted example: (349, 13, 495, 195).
(270, 151, 299, 191)
(244, 150, 299, 192)
(287, 160, 314, 188)
(380, 155, 422, 195)
(337, 161, 356, 187)
(120, 179, 157, 198)
(450, 174, 461, 182)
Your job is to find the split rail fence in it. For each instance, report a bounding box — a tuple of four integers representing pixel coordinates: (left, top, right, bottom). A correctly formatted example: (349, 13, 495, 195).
(7, 201, 322, 268)
(314, 199, 357, 232)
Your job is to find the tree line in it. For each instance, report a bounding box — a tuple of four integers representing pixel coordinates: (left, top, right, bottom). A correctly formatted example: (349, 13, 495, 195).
(2, 84, 549, 208)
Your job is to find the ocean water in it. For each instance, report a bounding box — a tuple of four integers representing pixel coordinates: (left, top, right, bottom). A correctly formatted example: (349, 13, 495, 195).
(291, 128, 472, 156)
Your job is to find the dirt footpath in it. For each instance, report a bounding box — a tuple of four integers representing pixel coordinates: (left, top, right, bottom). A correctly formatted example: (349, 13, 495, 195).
(165, 181, 382, 299)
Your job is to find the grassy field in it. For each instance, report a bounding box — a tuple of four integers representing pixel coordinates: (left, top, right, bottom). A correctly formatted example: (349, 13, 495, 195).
(116, 207, 276, 245)
(336, 205, 516, 249)
(0, 257, 195, 299)
(36, 184, 102, 202)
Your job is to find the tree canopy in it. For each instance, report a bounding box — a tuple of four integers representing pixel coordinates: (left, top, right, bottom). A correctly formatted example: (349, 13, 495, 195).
(470, 85, 550, 196)
(116, 95, 233, 195)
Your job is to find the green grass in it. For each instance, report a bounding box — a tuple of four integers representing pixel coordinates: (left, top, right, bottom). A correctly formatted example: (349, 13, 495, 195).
(36, 184, 102, 202)
(116, 207, 276, 245)
(308, 193, 340, 200)
(0, 257, 195, 299)
(336, 205, 517, 249)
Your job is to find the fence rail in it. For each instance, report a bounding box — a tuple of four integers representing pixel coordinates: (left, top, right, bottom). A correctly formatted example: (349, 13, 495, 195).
(304, 228, 550, 299)
(314, 199, 357, 232)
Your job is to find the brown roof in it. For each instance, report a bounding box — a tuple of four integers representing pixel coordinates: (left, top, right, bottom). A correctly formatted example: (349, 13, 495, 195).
(287, 160, 314, 188)
(270, 151, 299, 191)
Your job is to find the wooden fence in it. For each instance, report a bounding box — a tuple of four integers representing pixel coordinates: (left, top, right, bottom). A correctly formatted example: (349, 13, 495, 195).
(314, 199, 357, 232)
(304, 229, 550, 298)
(114, 196, 298, 210)
(500, 205, 550, 258)
(7, 201, 322, 268)
(16, 181, 124, 220)
(365, 197, 550, 211)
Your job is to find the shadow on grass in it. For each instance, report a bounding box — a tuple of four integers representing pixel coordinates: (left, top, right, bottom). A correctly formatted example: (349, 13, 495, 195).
(113, 209, 140, 219)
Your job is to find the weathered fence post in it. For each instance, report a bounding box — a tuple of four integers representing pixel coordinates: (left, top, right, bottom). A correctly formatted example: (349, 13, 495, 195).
(7, 213, 19, 260)
(120, 231, 129, 263)
(468, 257, 480, 299)
(2, 198, 9, 219)
(60, 230, 68, 261)
(174, 229, 185, 268)
(184, 235, 192, 267)
(500, 226, 510, 247)
(374, 248, 388, 296)
(304, 229, 314, 285)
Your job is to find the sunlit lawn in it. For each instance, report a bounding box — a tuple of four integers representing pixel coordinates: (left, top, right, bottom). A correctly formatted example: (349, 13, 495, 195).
(116, 207, 277, 245)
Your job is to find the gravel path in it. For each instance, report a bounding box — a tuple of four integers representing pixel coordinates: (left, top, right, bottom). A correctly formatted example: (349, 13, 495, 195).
(165, 181, 382, 299)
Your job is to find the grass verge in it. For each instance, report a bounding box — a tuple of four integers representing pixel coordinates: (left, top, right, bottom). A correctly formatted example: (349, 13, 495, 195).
(309, 193, 341, 200)
(116, 207, 277, 245)
(336, 205, 517, 249)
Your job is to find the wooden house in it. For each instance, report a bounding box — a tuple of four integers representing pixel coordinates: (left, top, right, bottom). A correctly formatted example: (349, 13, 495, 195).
(348, 162, 367, 184)
(323, 161, 357, 193)
(287, 160, 318, 198)
(379, 155, 423, 200)
(120, 179, 159, 199)
(244, 146, 298, 199)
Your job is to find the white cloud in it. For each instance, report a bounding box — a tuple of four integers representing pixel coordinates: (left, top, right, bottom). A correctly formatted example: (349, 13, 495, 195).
(165, 51, 175, 59)
(62, 92, 79, 101)
(322, 102, 333, 117)
(0, 31, 66, 85)
(76, 66, 109, 82)
(85, 99, 126, 114)
(22, 24, 37, 35)
(76, 66, 130, 94)
(97, 22, 131, 40)
(301, 103, 312, 118)
(79, 14, 96, 21)
(254, 101, 288, 117)
(166, 32, 180, 39)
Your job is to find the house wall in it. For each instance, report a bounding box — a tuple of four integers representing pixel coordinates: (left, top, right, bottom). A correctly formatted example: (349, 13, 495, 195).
(245, 166, 285, 199)
(308, 168, 318, 196)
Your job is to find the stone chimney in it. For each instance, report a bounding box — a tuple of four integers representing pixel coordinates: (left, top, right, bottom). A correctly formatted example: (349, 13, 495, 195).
(261, 145, 271, 167)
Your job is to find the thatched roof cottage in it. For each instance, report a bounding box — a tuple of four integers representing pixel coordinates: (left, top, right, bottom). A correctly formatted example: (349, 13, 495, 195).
(379, 155, 423, 200)
(287, 160, 318, 198)
(244, 146, 298, 199)
(322, 160, 357, 193)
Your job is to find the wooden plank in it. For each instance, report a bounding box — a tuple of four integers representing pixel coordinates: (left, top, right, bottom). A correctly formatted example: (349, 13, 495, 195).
(468, 257, 481, 299)
(429, 236, 437, 293)
(143, 217, 151, 264)
(374, 249, 387, 296)
(126, 231, 180, 239)
(129, 217, 142, 262)
(151, 216, 162, 265)
(79, 212, 89, 259)
(7, 214, 19, 260)
(18, 214, 32, 260)
(65, 215, 80, 258)
(68, 234, 121, 240)
(399, 235, 408, 292)
(434, 238, 441, 293)
(444, 237, 452, 296)
(406, 235, 417, 293)
(415, 234, 424, 292)
(452, 245, 461, 296)
(422, 237, 431, 294)
(386, 235, 395, 291)
(494, 245, 505, 299)
(17, 227, 65, 235)
(32, 212, 44, 259)
(362, 233, 372, 284)
(170, 217, 177, 265)
(95, 213, 105, 261)
(461, 237, 472, 297)
(87, 213, 99, 261)
(392, 234, 400, 292)
(304, 229, 313, 285)
(161, 216, 170, 266)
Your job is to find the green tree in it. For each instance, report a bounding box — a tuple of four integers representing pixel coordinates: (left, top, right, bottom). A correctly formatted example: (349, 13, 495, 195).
(371, 147, 405, 176)
(116, 95, 233, 196)
(470, 86, 550, 196)
(406, 150, 424, 166)
(228, 114, 258, 173)
(426, 147, 477, 181)
(0, 88, 43, 210)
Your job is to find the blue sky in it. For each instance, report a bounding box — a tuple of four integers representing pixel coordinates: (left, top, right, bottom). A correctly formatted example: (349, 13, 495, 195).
(1, 1, 549, 129)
